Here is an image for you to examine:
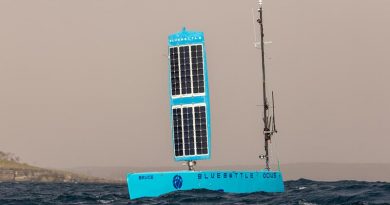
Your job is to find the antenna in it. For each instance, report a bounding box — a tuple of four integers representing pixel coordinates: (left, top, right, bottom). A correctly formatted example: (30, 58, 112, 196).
(253, 6, 272, 49)
(252, 8, 260, 48)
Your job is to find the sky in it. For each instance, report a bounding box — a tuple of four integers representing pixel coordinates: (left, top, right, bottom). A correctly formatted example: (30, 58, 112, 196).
(0, 0, 389, 168)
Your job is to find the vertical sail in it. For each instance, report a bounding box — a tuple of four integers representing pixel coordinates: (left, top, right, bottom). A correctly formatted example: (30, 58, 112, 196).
(168, 28, 211, 161)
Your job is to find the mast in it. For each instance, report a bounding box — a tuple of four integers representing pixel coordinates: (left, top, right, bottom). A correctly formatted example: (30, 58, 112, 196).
(257, 0, 271, 170)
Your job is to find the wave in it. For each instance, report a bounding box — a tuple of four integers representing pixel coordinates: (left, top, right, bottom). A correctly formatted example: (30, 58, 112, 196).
(0, 179, 389, 204)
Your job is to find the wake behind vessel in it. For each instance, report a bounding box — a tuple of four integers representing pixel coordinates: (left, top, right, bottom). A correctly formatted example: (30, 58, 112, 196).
(127, 0, 284, 199)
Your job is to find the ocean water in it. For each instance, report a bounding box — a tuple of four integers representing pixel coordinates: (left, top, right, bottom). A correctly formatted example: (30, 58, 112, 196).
(0, 179, 389, 205)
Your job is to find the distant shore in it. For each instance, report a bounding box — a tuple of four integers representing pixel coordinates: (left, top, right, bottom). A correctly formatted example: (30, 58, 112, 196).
(0, 159, 119, 183)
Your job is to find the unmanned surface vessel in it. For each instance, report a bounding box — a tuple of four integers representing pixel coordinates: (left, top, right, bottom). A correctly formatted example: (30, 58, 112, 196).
(127, 0, 284, 199)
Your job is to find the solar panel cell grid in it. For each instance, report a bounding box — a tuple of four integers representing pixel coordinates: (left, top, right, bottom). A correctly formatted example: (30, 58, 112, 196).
(172, 105, 208, 157)
(191, 45, 205, 94)
(170, 44, 205, 97)
(182, 107, 195, 156)
(170, 47, 180, 96)
(173, 108, 184, 156)
(179, 46, 192, 95)
(195, 106, 208, 154)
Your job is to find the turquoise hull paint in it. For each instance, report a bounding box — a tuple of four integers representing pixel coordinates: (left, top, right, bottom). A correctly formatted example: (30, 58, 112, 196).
(127, 170, 284, 199)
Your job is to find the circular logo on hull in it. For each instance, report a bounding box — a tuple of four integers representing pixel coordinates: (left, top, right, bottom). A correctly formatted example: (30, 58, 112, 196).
(172, 175, 183, 189)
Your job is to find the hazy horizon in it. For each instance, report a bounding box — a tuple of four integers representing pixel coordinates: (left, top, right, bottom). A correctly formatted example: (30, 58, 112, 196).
(1, 0, 389, 169)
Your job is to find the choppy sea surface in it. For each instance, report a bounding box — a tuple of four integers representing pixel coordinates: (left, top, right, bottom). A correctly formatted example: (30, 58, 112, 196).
(0, 179, 389, 205)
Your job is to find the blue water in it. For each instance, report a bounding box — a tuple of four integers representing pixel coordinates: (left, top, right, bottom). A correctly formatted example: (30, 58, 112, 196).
(0, 179, 389, 204)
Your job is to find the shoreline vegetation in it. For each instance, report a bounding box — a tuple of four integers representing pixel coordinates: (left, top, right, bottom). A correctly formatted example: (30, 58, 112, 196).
(0, 151, 120, 183)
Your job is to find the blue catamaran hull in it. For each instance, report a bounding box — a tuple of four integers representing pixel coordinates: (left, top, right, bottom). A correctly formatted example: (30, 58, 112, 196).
(127, 170, 284, 199)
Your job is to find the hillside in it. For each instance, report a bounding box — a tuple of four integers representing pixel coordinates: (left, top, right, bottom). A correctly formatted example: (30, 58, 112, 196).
(0, 151, 117, 183)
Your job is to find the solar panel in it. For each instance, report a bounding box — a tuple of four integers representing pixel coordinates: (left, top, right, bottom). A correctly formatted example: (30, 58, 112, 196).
(172, 104, 208, 157)
(170, 44, 205, 97)
(179, 46, 192, 95)
(194, 105, 208, 154)
(172, 107, 184, 156)
(182, 106, 195, 155)
(191, 45, 205, 94)
(170, 47, 180, 96)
